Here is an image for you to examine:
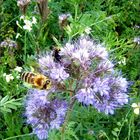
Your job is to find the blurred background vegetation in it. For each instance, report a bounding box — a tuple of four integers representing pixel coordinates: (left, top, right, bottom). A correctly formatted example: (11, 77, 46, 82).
(0, 0, 140, 139)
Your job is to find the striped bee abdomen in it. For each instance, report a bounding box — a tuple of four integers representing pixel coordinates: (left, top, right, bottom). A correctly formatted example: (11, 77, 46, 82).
(21, 72, 52, 90)
(21, 72, 35, 84)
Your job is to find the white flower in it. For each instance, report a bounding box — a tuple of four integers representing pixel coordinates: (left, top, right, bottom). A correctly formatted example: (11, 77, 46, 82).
(134, 36, 140, 44)
(16, 33, 21, 39)
(14, 66, 22, 72)
(16, 20, 23, 29)
(20, 15, 25, 20)
(85, 27, 91, 34)
(32, 17, 37, 24)
(3, 73, 6, 77)
(16, 75, 20, 79)
(131, 103, 140, 115)
(3, 74, 14, 83)
(23, 19, 32, 32)
(118, 57, 126, 65)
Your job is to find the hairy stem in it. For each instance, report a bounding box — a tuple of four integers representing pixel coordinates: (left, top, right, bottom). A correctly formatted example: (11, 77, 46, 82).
(61, 97, 76, 140)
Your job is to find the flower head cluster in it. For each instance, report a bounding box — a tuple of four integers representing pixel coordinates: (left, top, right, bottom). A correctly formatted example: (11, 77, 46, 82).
(25, 35, 129, 139)
(0, 38, 17, 49)
(38, 36, 129, 115)
(25, 89, 67, 140)
(58, 13, 71, 28)
(39, 52, 69, 83)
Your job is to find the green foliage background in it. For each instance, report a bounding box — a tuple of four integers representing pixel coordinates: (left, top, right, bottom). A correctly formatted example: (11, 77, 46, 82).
(0, 0, 140, 139)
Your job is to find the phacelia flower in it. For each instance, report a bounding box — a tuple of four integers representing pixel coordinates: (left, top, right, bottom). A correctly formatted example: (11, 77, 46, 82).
(30, 35, 129, 120)
(58, 36, 129, 114)
(58, 13, 71, 28)
(38, 35, 129, 114)
(60, 36, 108, 70)
(50, 65, 69, 82)
(0, 38, 17, 49)
(25, 89, 68, 140)
(59, 13, 71, 23)
(38, 53, 69, 82)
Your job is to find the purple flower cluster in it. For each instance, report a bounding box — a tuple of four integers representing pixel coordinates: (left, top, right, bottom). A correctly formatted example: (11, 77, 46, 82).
(25, 89, 67, 140)
(0, 38, 17, 49)
(76, 76, 128, 114)
(37, 36, 129, 115)
(39, 52, 69, 83)
(25, 35, 129, 139)
(64, 36, 128, 114)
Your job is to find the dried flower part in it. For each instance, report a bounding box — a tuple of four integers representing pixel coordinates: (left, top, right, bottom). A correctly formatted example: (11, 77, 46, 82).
(0, 38, 17, 49)
(58, 13, 71, 28)
(37, 0, 49, 22)
(17, 0, 30, 14)
(25, 89, 68, 139)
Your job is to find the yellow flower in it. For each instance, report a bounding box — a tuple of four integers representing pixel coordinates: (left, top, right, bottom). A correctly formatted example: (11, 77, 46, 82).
(131, 103, 140, 115)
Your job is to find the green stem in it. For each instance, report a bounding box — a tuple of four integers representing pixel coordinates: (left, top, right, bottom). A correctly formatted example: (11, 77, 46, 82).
(117, 109, 131, 140)
(0, 15, 20, 32)
(90, 14, 118, 27)
(3, 133, 33, 140)
(61, 97, 76, 140)
(74, 4, 78, 21)
(24, 31, 27, 62)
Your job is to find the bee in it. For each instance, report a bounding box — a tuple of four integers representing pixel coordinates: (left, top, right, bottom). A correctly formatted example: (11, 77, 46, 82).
(21, 72, 51, 90)
(52, 47, 61, 62)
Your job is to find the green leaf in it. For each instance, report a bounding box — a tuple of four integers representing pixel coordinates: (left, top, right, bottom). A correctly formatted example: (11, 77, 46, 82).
(1, 107, 11, 113)
(0, 95, 9, 105)
(114, 128, 119, 132)
(111, 131, 118, 137)
(5, 104, 17, 110)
